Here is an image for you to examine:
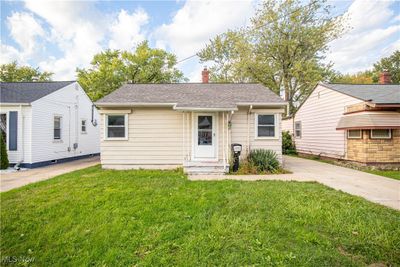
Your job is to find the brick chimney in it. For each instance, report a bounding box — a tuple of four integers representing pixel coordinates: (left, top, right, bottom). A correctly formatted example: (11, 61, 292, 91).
(202, 67, 209, 83)
(379, 70, 391, 84)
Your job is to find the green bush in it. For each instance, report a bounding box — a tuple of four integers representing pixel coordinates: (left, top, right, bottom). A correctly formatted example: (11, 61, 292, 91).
(282, 131, 297, 155)
(0, 134, 9, 169)
(248, 149, 280, 172)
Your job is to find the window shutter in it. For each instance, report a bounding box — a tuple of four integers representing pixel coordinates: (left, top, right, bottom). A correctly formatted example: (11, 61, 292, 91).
(9, 111, 18, 151)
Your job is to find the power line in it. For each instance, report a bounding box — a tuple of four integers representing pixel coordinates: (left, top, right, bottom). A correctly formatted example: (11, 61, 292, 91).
(175, 0, 320, 65)
(176, 54, 198, 64)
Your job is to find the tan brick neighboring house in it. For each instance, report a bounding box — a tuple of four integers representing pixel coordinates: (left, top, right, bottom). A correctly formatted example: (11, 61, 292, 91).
(282, 72, 400, 166)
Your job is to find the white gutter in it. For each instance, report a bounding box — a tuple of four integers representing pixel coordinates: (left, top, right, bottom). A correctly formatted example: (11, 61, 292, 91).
(0, 103, 30, 106)
(96, 102, 285, 110)
(95, 102, 176, 107)
(174, 107, 238, 111)
(237, 102, 288, 107)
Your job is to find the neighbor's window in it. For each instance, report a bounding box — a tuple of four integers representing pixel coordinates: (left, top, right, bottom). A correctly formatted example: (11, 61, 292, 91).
(256, 114, 276, 138)
(370, 129, 391, 139)
(54, 116, 61, 140)
(347, 129, 361, 139)
(295, 121, 302, 138)
(106, 115, 127, 139)
(81, 119, 87, 134)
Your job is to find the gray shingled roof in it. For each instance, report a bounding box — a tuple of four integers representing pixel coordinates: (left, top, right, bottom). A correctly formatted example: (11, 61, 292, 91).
(96, 83, 285, 109)
(0, 81, 75, 103)
(323, 83, 400, 104)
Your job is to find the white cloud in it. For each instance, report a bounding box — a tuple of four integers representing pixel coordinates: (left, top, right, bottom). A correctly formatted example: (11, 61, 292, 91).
(6, 12, 44, 58)
(22, 0, 106, 79)
(108, 9, 149, 51)
(327, 0, 399, 73)
(0, 12, 44, 64)
(0, 42, 25, 63)
(154, 0, 255, 59)
(17, 1, 151, 79)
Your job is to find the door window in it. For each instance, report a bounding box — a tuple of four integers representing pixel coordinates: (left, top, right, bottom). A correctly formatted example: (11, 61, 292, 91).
(198, 116, 212, 145)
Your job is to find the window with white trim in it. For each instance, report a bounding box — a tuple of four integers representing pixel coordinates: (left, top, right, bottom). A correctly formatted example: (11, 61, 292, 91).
(370, 129, 391, 139)
(295, 121, 302, 138)
(347, 129, 361, 139)
(256, 114, 276, 138)
(81, 119, 87, 134)
(54, 116, 62, 140)
(106, 114, 127, 139)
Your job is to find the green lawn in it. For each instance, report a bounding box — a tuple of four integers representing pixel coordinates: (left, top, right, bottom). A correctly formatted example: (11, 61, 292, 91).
(1, 166, 399, 266)
(365, 169, 400, 180)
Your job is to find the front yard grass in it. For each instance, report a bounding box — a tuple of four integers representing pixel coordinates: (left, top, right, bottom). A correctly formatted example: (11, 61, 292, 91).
(1, 166, 399, 266)
(365, 169, 400, 180)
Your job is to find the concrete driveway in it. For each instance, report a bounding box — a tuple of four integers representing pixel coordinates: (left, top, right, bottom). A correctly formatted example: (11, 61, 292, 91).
(0, 156, 100, 192)
(190, 156, 400, 210)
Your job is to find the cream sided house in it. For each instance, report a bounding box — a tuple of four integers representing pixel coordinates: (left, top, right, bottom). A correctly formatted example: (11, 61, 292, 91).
(0, 81, 100, 168)
(282, 72, 400, 165)
(95, 70, 287, 174)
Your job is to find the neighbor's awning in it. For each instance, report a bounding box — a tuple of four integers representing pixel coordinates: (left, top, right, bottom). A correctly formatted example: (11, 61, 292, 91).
(336, 112, 400, 130)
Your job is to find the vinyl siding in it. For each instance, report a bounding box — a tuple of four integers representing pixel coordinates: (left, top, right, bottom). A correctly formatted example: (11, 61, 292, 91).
(293, 84, 362, 158)
(101, 108, 184, 167)
(281, 118, 293, 134)
(230, 107, 283, 163)
(30, 82, 100, 163)
(100, 107, 284, 169)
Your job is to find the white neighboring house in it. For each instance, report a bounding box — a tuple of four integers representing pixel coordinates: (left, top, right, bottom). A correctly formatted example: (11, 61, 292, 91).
(0, 81, 100, 168)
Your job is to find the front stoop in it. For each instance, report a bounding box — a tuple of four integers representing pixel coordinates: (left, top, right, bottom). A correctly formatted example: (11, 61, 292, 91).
(184, 161, 228, 176)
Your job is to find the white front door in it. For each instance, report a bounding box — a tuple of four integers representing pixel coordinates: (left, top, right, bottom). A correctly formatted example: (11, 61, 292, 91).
(193, 113, 217, 159)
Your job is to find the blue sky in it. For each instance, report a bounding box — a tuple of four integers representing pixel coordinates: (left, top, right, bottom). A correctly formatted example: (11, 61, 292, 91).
(1, 0, 399, 81)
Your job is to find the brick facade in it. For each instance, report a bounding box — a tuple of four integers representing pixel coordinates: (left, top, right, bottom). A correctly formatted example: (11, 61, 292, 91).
(347, 129, 400, 164)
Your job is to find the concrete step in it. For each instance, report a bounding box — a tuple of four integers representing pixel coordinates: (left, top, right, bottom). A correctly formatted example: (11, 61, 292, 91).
(184, 163, 228, 175)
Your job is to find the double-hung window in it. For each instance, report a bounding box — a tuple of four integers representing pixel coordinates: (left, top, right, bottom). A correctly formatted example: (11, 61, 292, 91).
(370, 129, 391, 139)
(54, 116, 62, 140)
(81, 119, 87, 134)
(295, 121, 302, 138)
(106, 114, 128, 139)
(347, 129, 361, 139)
(256, 114, 277, 138)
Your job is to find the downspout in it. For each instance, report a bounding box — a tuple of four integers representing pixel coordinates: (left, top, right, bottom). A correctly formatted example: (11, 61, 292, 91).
(75, 95, 79, 153)
(91, 104, 98, 126)
(247, 105, 253, 155)
(226, 112, 230, 168)
(68, 106, 71, 151)
(182, 111, 185, 164)
(14, 105, 24, 170)
(222, 112, 225, 170)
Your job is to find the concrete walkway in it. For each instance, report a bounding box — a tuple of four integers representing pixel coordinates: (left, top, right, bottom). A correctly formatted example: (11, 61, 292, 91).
(190, 156, 400, 210)
(0, 156, 100, 192)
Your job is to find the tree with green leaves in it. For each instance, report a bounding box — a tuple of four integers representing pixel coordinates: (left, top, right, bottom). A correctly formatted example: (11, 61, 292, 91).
(77, 41, 187, 101)
(198, 30, 254, 83)
(0, 61, 53, 82)
(332, 70, 375, 84)
(332, 50, 399, 84)
(198, 0, 346, 115)
(373, 50, 399, 83)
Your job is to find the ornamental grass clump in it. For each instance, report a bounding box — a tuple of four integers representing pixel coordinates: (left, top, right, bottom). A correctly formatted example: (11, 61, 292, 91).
(248, 149, 279, 173)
